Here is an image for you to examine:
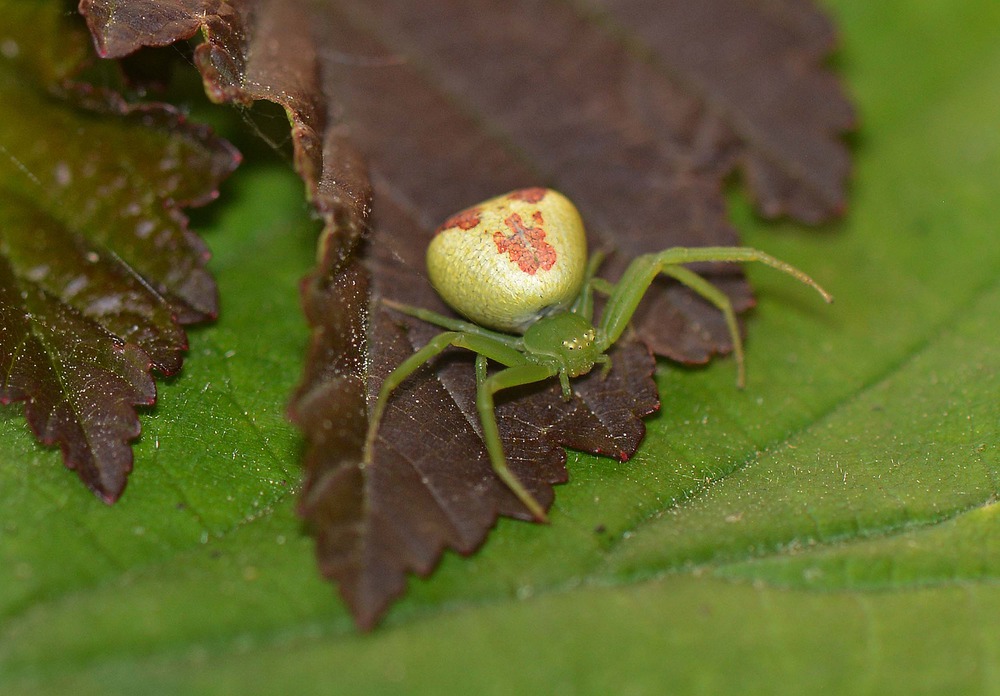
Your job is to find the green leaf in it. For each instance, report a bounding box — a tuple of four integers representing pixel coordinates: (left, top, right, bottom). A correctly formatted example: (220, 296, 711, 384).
(0, 2, 238, 500)
(1, 0, 998, 694)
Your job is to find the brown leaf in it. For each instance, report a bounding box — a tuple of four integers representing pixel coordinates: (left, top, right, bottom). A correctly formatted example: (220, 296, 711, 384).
(578, 0, 855, 223)
(79, 0, 853, 628)
(327, 0, 854, 361)
(0, 4, 238, 501)
(307, 0, 851, 627)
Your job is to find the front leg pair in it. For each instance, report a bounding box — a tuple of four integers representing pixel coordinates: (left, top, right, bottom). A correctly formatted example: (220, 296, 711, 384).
(366, 311, 557, 522)
(474, 357, 558, 522)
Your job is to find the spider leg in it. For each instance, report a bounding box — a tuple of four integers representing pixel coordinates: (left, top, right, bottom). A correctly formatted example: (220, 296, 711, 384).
(597, 246, 832, 383)
(383, 299, 523, 349)
(661, 265, 747, 387)
(477, 363, 560, 522)
(475, 353, 489, 386)
(365, 330, 528, 462)
(571, 250, 608, 319)
(589, 278, 615, 296)
(595, 353, 612, 378)
(558, 370, 572, 399)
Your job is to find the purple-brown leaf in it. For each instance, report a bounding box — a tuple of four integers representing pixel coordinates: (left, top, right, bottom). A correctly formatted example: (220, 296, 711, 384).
(79, 0, 854, 628)
(0, 5, 238, 500)
(329, 0, 854, 361)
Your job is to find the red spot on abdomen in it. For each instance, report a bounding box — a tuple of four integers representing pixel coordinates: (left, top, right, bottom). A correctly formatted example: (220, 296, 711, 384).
(436, 206, 482, 233)
(508, 187, 548, 203)
(494, 211, 557, 275)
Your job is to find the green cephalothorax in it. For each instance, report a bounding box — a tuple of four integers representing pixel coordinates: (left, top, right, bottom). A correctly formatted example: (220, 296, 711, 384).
(368, 188, 832, 522)
(523, 312, 605, 377)
(517, 310, 609, 399)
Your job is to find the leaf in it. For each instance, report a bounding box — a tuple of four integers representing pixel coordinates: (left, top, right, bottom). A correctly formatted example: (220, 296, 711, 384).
(577, 0, 854, 223)
(331, 0, 853, 358)
(293, 0, 852, 627)
(78, 0, 853, 627)
(1, 0, 999, 688)
(0, 3, 237, 501)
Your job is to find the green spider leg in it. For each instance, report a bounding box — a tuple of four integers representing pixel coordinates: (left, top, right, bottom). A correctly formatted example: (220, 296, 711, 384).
(382, 299, 524, 349)
(366, 312, 557, 522)
(474, 355, 559, 522)
(597, 246, 832, 386)
(570, 249, 608, 320)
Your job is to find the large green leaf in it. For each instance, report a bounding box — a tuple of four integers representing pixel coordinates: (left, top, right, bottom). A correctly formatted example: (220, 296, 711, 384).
(1, 0, 998, 693)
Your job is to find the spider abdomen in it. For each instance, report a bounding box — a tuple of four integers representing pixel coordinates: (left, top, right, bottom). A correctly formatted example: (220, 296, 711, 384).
(427, 188, 588, 334)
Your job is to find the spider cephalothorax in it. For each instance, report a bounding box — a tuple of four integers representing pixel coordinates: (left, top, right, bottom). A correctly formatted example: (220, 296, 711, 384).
(367, 188, 832, 521)
(522, 312, 607, 384)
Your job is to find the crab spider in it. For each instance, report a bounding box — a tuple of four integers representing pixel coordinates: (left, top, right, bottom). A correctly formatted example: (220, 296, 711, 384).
(366, 188, 831, 522)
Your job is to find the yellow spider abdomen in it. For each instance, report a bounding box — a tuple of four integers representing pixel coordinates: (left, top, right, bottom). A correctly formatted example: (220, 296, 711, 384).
(427, 188, 588, 334)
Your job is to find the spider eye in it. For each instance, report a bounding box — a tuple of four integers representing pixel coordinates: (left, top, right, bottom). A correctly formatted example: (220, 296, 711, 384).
(562, 329, 596, 351)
